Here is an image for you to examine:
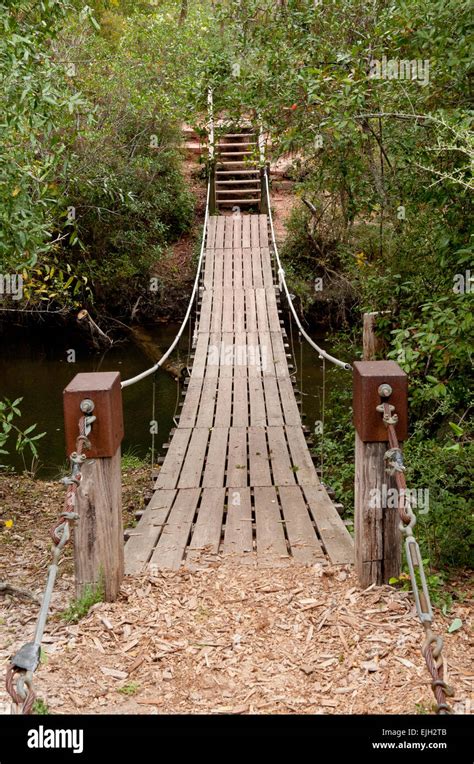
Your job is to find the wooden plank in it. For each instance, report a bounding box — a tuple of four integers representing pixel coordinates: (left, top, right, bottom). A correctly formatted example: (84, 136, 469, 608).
(204, 331, 221, 379)
(213, 247, 224, 290)
(196, 377, 218, 427)
(242, 248, 253, 287)
(178, 428, 209, 488)
(248, 376, 267, 427)
(203, 247, 214, 288)
(198, 288, 212, 333)
(222, 287, 234, 333)
(285, 425, 317, 484)
(233, 215, 242, 250)
(265, 287, 280, 331)
(214, 377, 232, 427)
(245, 288, 257, 331)
(254, 486, 289, 565)
(210, 285, 223, 332)
(125, 489, 176, 574)
(267, 426, 295, 486)
(242, 216, 251, 247)
(258, 214, 268, 247)
(233, 247, 243, 289)
(303, 484, 354, 564)
(155, 428, 192, 489)
(271, 331, 290, 379)
(178, 376, 203, 428)
(232, 330, 247, 379)
(207, 215, 217, 249)
(258, 331, 276, 377)
(149, 488, 200, 569)
(251, 246, 263, 288)
(279, 486, 324, 563)
(251, 215, 260, 248)
(202, 427, 228, 488)
(222, 486, 253, 561)
(192, 333, 210, 378)
(262, 376, 284, 426)
(234, 288, 245, 332)
(248, 426, 271, 485)
(215, 216, 225, 249)
(187, 487, 226, 559)
(226, 427, 248, 486)
(224, 216, 234, 249)
(232, 376, 248, 428)
(255, 287, 269, 332)
(261, 248, 273, 287)
(278, 377, 302, 425)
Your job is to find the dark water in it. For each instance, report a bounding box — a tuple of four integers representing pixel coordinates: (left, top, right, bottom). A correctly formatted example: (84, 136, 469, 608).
(0, 323, 187, 477)
(0, 319, 349, 478)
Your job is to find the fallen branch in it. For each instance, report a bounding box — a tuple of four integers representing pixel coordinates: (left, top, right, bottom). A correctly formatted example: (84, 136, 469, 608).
(0, 581, 42, 604)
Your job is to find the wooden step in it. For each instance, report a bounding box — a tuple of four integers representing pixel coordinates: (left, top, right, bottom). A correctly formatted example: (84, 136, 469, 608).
(217, 198, 261, 204)
(218, 151, 254, 156)
(216, 179, 260, 185)
(217, 142, 257, 148)
(217, 188, 260, 195)
(220, 133, 255, 138)
(216, 169, 260, 175)
(217, 161, 258, 167)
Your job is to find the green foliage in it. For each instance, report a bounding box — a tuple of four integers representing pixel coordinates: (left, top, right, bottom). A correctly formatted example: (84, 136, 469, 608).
(61, 582, 104, 623)
(0, 397, 46, 470)
(32, 698, 50, 715)
(118, 682, 140, 695)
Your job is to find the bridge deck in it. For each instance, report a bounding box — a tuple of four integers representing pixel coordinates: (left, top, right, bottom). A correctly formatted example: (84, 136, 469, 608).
(125, 215, 353, 572)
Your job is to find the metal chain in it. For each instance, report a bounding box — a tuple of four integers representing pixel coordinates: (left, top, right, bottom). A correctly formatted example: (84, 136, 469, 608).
(377, 399, 453, 714)
(5, 416, 91, 714)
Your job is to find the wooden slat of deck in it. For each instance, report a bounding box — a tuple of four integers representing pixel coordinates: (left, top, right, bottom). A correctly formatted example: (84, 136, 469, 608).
(178, 376, 203, 428)
(226, 427, 248, 486)
(242, 248, 253, 287)
(251, 246, 263, 288)
(125, 490, 176, 574)
(224, 216, 234, 249)
(242, 216, 251, 247)
(222, 486, 253, 561)
(232, 376, 248, 428)
(215, 216, 225, 249)
(303, 484, 354, 564)
(261, 248, 274, 287)
(255, 287, 270, 332)
(155, 428, 192, 489)
(234, 288, 245, 333)
(270, 331, 290, 378)
(233, 247, 243, 289)
(198, 288, 212, 333)
(202, 427, 228, 488)
(248, 376, 267, 427)
(245, 288, 257, 331)
(178, 428, 209, 488)
(251, 215, 260, 248)
(196, 377, 218, 427)
(222, 287, 234, 332)
(258, 214, 268, 247)
(278, 376, 303, 425)
(267, 426, 295, 486)
(279, 486, 324, 563)
(285, 425, 319, 485)
(254, 486, 289, 566)
(233, 216, 242, 250)
(187, 487, 226, 560)
(207, 215, 217, 249)
(263, 376, 284, 426)
(214, 377, 233, 427)
(149, 488, 200, 570)
(248, 426, 271, 486)
(192, 333, 210, 377)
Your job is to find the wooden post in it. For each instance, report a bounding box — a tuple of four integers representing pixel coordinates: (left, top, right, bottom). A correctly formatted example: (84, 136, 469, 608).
(353, 361, 407, 588)
(363, 311, 388, 360)
(259, 165, 269, 215)
(63, 372, 124, 602)
(209, 161, 216, 214)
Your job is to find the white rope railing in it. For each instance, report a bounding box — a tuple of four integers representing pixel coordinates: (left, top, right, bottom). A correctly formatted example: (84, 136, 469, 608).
(121, 179, 211, 388)
(263, 168, 352, 371)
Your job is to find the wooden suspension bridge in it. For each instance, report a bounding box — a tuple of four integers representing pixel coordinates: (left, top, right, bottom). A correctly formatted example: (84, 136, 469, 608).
(124, 209, 353, 572)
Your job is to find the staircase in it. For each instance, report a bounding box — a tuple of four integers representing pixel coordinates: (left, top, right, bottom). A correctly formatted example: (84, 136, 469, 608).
(214, 127, 261, 211)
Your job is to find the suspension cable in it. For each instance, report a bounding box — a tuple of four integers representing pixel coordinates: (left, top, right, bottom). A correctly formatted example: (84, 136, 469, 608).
(121, 180, 211, 389)
(263, 169, 352, 371)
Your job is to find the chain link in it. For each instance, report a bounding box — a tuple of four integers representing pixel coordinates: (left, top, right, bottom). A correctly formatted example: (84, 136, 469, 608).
(5, 417, 91, 714)
(378, 399, 453, 714)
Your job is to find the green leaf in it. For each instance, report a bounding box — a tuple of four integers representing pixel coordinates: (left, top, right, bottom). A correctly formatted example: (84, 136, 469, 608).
(448, 422, 464, 437)
(447, 618, 462, 633)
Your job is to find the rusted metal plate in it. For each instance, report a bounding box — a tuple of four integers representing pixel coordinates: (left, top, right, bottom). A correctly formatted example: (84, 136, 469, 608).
(63, 372, 123, 457)
(353, 361, 408, 442)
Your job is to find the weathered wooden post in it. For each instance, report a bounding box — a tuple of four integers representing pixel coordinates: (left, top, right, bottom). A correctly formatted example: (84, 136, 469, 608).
(353, 361, 407, 587)
(63, 372, 124, 601)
